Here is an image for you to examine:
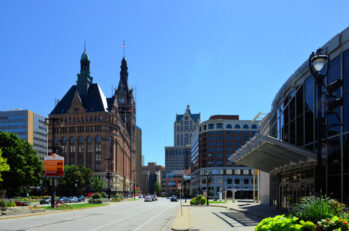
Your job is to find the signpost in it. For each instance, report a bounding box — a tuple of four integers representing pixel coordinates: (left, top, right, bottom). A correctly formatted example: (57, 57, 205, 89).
(178, 183, 182, 216)
(44, 153, 64, 208)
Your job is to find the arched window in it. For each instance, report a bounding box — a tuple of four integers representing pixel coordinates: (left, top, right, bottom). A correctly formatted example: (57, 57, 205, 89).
(251, 124, 257, 129)
(87, 136, 92, 143)
(78, 136, 84, 143)
(70, 137, 75, 144)
(226, 124, 232, 129)
(96, 136, 101, 143)
(243, 124, 249, 129)
(234, 124, 241, 129)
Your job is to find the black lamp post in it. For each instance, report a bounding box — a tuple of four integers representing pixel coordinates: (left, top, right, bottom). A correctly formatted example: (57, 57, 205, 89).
(205, 170, 211, 206)
(309, 48, 330, 195)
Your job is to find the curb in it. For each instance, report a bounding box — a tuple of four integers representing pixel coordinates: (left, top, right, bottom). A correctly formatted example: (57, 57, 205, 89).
(171, 207, 191, 231)
(0, 203, 110, 220)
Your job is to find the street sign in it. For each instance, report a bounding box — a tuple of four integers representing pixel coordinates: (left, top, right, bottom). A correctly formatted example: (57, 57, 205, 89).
(178, 183, 182, 190)
(44, 153, 64, 177)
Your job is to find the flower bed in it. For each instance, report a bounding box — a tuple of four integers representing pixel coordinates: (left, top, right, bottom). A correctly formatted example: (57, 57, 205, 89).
(255, 196, 349, 231)
(190, 195, 207, 205)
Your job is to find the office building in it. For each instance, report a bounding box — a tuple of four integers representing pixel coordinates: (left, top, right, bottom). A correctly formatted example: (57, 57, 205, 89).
(174, 105, 200, 147)
(140, 162, 164, 194)
(231, 27, 349, 207)
(0, 109, 47, 160)
(190, 115, 259, 198)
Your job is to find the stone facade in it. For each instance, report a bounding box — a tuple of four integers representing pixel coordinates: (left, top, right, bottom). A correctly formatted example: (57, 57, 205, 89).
(48, 50, 136, 193)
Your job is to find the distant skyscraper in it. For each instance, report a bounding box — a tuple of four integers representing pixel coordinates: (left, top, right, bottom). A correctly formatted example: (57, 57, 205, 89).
(0, 109, 47, 160)
(174, 105, 200, 147)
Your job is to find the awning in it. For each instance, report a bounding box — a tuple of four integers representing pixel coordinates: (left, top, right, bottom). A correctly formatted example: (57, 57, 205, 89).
(229, 135, 317, 173)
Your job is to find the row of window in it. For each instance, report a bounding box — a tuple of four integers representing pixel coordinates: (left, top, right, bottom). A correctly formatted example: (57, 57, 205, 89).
(53, 125, 102, 134)
(55, 136, 102, 144)
(200, 123, 258, 131)
(201, 178, 251, 185)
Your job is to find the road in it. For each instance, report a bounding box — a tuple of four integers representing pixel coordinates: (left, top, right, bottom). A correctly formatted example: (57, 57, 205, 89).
(0, 198, 179, 231)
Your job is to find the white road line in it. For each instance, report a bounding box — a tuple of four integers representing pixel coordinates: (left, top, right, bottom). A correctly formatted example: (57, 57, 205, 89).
(88, 206, 156, 231)
(133, 206, 174, 231)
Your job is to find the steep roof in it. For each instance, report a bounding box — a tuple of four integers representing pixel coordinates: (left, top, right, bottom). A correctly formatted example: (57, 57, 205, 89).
(176, 112, 200, 123)
(50, 83, 108, 115)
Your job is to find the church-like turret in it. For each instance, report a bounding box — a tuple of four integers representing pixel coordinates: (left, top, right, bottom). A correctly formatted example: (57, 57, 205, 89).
(77, 48, 93, 96)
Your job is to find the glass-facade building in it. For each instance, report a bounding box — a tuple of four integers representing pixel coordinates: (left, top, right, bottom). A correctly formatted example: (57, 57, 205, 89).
(0, 109, 47, 160)
(230, 27, 349, 207)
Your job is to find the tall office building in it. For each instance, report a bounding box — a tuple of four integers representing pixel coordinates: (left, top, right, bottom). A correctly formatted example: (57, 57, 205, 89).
(164, 105, 200, 195)
(141, 162, 164, 194)
(0, 109, 47, 160)
(174, 105, 200, 147)
(48, 49, 136, 193)
(190, 115, 259, 198)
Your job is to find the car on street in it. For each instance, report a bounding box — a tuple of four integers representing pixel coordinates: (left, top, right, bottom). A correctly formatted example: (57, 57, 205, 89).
(68, 196, 79, 203)
(138, 194, 143, 199)
(58, 196, 69, 203)
(144, 195, 153, 202)
(170, 196, 177, 202)
(152, 195, 158, 201)
(40, 197, 51, 204)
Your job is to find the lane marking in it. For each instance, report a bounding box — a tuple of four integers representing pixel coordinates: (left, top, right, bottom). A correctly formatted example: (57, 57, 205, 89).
(88, 205, 158, 231)
(134, 206, 174, 231)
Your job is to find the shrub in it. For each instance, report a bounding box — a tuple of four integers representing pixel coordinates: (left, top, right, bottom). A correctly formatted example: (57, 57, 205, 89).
(317, 216, 349, 231)
(92, 193, 102, 199)
(0, 200, 16, 208)
(101, 192, 108, 198)
(190, 198, 197, 205)
(200, 197, 207, 205)
(255, 215, 300, 231)
(292, 196, 347, 223)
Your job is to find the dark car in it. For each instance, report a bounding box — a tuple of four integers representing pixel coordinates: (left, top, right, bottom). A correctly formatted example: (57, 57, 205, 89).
(170, 196, 177, 202)
(78, 195, 85, 202)
(40, 197, 51, 204)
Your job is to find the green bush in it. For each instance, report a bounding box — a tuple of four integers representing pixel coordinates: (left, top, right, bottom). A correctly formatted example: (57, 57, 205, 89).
(92, 193, 102, 199)
(292, 196, 347, 223)
(190, 198, 197, 205)
(0, 199, 16, 208)
(255, 215, 301, 231)
(101, 192, 108, 198)
(200, 197, 207, 205)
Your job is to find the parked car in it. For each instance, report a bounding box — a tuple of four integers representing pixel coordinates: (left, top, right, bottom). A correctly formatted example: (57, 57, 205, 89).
(58, 197, 69, 203)
(170, 196, 177, 202)
(40, 197, 51, 204)
(68, 196, 79, 203)
(144, 196, 153, 202)
(138, 194, 143, 199)
(78, 195, 85, 202)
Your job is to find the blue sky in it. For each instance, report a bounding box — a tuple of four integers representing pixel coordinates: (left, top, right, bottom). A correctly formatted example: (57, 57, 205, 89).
(0, 0, 348, 166)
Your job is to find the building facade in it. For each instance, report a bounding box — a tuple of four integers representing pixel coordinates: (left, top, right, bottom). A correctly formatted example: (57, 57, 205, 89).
(135, 126, 142, 188)
(174, 105, 200, 147)
(48, 49, 136, 193)
(230, 27, 349, 207)
(0, 109, 47, 160)
(140, 162, 164, 194)
(190, 115, 259, 199)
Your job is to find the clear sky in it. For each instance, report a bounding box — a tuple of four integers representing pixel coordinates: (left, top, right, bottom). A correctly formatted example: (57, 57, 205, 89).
(0, 0, 348, 166)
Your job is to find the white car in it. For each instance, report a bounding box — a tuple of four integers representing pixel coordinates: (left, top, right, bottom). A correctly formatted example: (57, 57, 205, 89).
(144, 196, 152, 202)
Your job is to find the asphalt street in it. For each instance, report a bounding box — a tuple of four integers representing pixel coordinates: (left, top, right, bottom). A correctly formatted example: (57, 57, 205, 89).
(0, 198, 179, 231)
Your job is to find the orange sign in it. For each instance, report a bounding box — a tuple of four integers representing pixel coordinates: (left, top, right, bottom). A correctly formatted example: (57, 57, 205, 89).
(44, 153, 64, 177)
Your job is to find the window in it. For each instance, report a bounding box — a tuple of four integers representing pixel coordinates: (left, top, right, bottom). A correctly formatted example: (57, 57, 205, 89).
(234, 131, 240, 135)
(208, 131, 214, 135)
(208, 137, 214, 141)
(217, 147, 223, 151)
(227, 179, 232, 184)
(235, 142, 241, 147)
(243, 124, 249, 129)
(70, 137, 75, 144)
(226, 153, 232, 158)
(226, 124, 232, 129)
(216, 136, 223, 140)
(226, 131, 232, 134)
(208, 148, 214, 152)
(208, 124, 214, 129)
(226, 142, 232, 146)
(234, 169, 241, 175)
(234, 124, 241, 129)
(226, 169, 232, 174)
(208, 142, 214, 146)
(96, 144, 101, 152)
(244, 179, 249, 184)
(235, 179, 240, 184)
(235, 136, 241, 140)
(251, 124, 257, 129)
(216, 123, 223, 129)
(226, 147, 233, 152)
(216, 160, 223, 166)
(243, 169, 249, 175)
(96, 136, 101, 143)
(87, 136, 92, 143)
(216, 142, 222, 146)
(216, 131, 223, 135)
(78, 136, 84, 143)
(208, 161, 214, 166)
(226, 136, 232, 140)
(216, 153, 223, 158)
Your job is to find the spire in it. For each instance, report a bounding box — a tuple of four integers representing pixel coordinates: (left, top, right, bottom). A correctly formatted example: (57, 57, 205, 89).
(117, 57, 129, 92)
(77, 47, 93, 96)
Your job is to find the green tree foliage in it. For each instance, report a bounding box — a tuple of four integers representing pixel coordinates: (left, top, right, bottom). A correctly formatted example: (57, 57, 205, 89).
(0, 149, 10, 182)
(0, 132, 43, 196)
(57, 165, 92, 195)
(154, 181, 161, 195)
(91, 177, 104, 192)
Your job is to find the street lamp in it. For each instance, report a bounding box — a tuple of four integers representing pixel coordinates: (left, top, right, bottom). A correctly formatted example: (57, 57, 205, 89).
(205, 170, 212, 206)
(309, 48, 329, 195)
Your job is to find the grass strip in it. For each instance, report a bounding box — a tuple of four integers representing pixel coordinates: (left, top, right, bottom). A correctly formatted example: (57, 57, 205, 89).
(42, 203, 108, 210)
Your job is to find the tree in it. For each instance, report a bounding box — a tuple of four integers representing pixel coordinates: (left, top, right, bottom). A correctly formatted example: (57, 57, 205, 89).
(0, 149, 10, 182)
(0, 132, 43, 197)
(91, 177, 104, 192)
(57, 165, 92, 195)
(154, 181, 162, 195)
